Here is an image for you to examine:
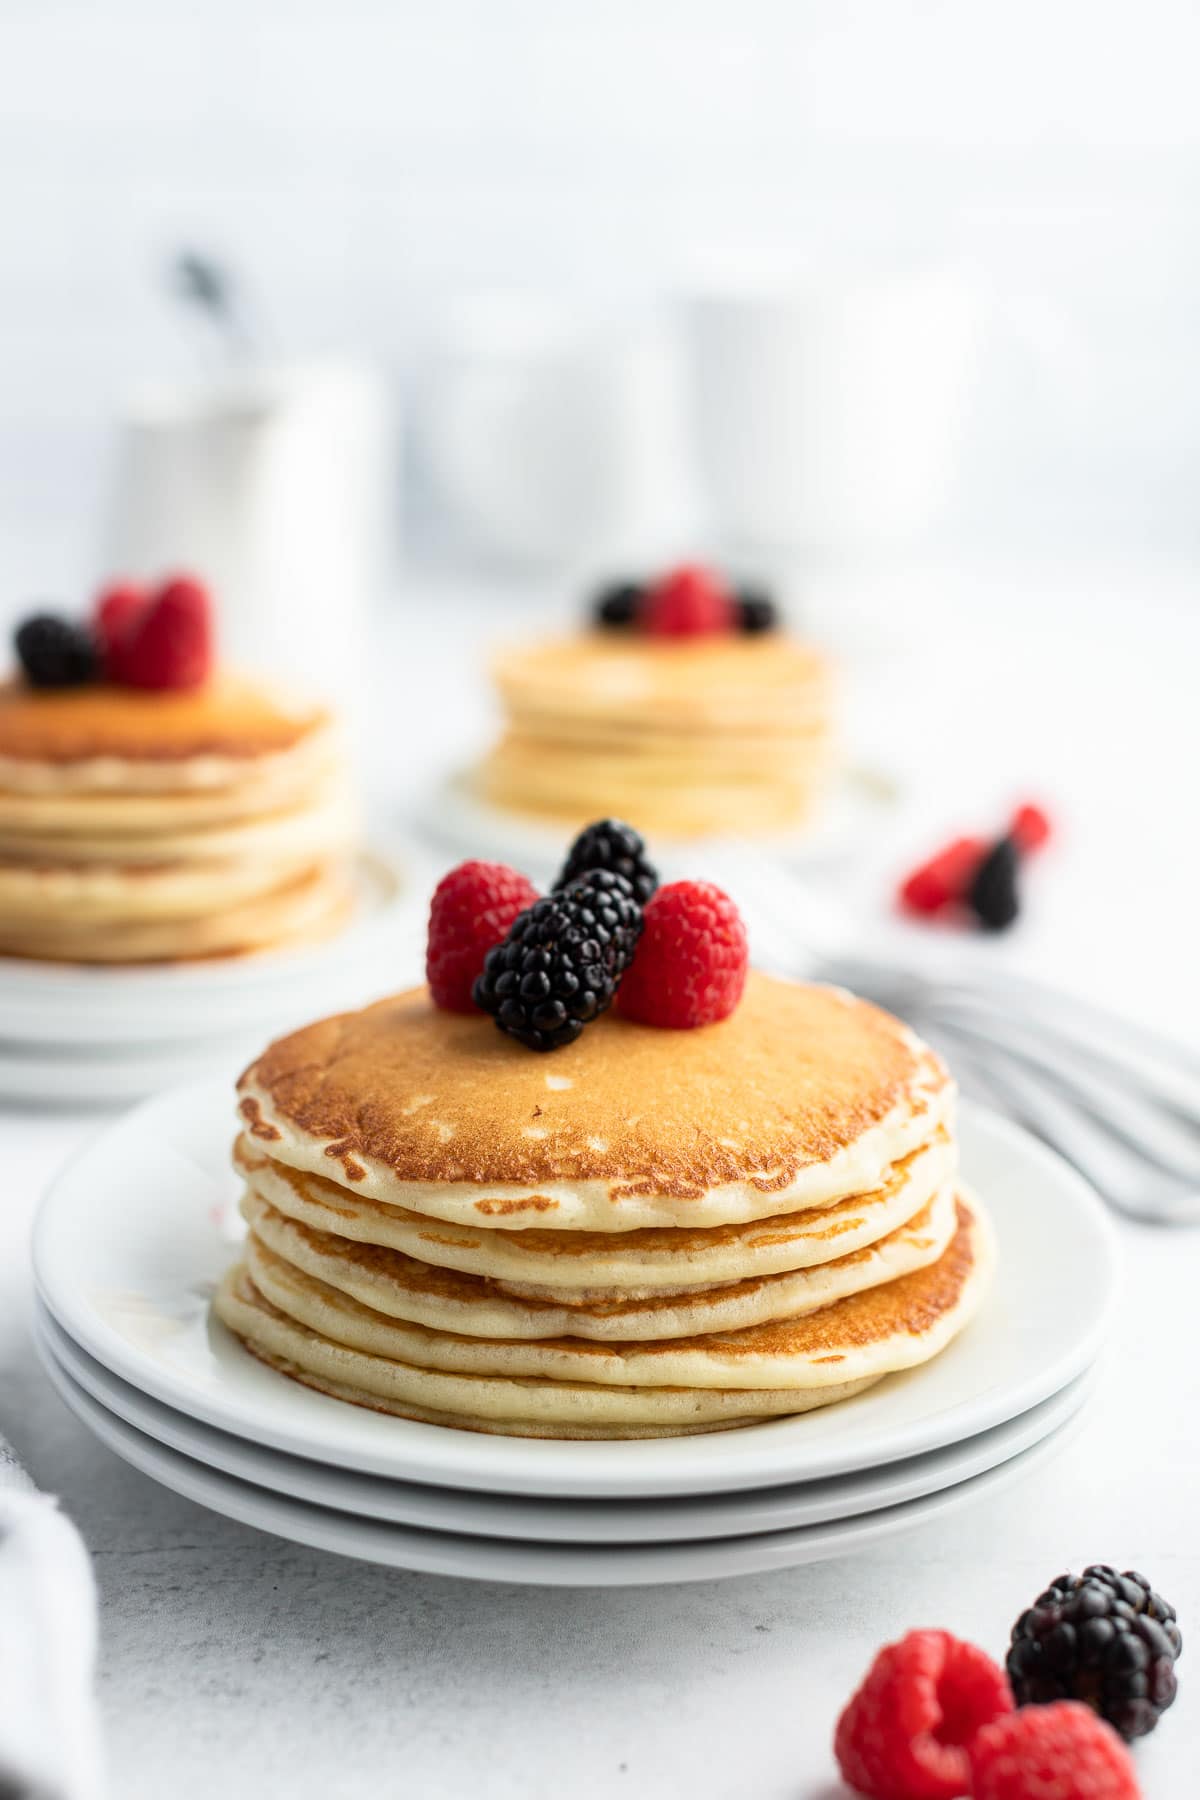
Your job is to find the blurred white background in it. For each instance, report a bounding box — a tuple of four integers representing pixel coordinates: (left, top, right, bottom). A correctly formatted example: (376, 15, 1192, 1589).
(3, 0, 1199, 599)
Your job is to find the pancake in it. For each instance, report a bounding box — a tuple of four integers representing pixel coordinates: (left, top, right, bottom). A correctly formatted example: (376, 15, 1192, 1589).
(0, 861, 353, 963)
(0, 672, 357, 964)
(479, 630, 834, 840)
(237, 974, 954, 1232)
(491, 633, 832, 732)
(236, 1192, 987, 1388)
(476, 752, 827, 839)
(214, 1266, 881, 1435)
(0, 771, 347, 845)
(239, 1180, 959, 1341)
(0, 781, 355, 879)
(213, 1193, 989, 1434)
(0, 675, 331, 782)
(233, 1126, 956, 1297)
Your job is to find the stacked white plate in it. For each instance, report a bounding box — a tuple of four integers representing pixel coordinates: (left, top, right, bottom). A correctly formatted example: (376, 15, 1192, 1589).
(0, 851, 423, 1104)
(32, 1086, 1119, 1587)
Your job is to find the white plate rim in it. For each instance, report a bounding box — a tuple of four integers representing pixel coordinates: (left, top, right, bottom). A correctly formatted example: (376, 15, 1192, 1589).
(34, 1301, 1098, 1544)
(32, 1082, 1120, 1498)
(38, 1342, 1084, 1588)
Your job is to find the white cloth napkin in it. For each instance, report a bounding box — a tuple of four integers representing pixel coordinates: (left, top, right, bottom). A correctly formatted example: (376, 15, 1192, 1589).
(0, 1437, 103, 1800)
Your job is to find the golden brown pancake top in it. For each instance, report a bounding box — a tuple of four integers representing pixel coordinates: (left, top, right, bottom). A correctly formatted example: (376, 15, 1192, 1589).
(0, 676, 329, 764)
(492, 632, 830, 728)
(239, 973, 941, 1199)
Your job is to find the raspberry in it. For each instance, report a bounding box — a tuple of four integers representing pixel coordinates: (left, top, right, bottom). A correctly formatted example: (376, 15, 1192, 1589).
(834, 1630, 1013, 1800)
(641, 564, 734, 637)
(617, 880, 748, 1029)
(898, 837, 986, 917)
(1010, 802, 1053, 854)
(426, 861, 540, 1014)
(93, 581, 147, 665)
(13, 614, 98, 688)
(106, 574, 214, 690)
(968, 1701, 1140, 1800)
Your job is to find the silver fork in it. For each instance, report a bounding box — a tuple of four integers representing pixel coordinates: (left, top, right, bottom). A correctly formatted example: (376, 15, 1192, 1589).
(701, 845, 1200, 1226)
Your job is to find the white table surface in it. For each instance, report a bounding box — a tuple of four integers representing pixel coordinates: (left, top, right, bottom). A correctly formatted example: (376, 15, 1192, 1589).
(2, 560, 1198, 1799)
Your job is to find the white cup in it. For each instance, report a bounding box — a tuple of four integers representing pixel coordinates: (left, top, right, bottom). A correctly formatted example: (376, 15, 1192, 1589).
(102, 358, 390, 710)
(421, 296, 698, 568)
(683, 262, 983, 552)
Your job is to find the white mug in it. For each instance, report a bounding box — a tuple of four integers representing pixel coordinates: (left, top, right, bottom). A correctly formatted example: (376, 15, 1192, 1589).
(102, 358, 390, 710)
(682, 262, 983, 551)
(421, 296, 698, 568)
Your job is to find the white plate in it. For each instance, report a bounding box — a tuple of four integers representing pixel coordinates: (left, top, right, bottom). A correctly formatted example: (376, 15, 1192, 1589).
(0, 1037, 252, 1108)
(412, 764, 901, 885)
(33, 1083, 1119, 1499)
(36, 1302, 1097, 1545)
(38, 1344, 1084, 1587)
(0, 849, 422, 1048)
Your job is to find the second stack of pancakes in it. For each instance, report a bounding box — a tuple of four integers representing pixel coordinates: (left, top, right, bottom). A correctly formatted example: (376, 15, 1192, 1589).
(220, 974, 992, 1439)
(0, 677, 356, 961)
(481, 633, 834, 840)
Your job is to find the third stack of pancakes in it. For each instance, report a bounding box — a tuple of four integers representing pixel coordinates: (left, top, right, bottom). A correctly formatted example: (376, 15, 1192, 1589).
(218, 973, 993, 1440)
(0, 677, 355, 962)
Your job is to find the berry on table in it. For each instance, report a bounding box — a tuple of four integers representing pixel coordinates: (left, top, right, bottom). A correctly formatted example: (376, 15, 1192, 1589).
(736, 586, 779, 634)
(106, 574, 214, 691)
(968, 837, 1021, 931)
(834, 1628, 1013, 1800)
(1007, 1565, 1182, 1740)
(591, 581, 642, 629)
(897, 837, 986, 917)
(641, 564, 735, 637)
(473, 869, 643, 1051)
(968, 1700, 1140, 1800)
(554, 818, 659, 906)
(1010, 801, 1053, 854)
(426, 860, 540, 1014)
(617, 880, 748, 1029)
(13, 614, 98, 688)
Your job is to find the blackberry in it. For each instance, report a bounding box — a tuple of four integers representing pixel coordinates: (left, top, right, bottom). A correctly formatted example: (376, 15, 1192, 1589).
(968, 835, 1020, 930)
(736, 587, 779, 634)
(592, 581, 642, 629)
(14, 614, 97, 688)
(1008, 1565, 1182, 1741)
(473, 869, 643, 1051)
(554, 818, 658, 906)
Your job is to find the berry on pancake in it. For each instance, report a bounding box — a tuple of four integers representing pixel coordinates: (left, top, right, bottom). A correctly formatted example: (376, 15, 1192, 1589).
(641, 563, 735, 637)
(106, 574, 214, 690)
(618, 879, 748, 1029)
(426, 860, 540, 1014)
(14, 614, 98, 688)
(473, 868, 642, 1050)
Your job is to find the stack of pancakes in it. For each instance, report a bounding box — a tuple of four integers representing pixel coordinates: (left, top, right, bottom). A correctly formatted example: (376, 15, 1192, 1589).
(479, 633, 834, 840)
(217, 974, 993, 1439)
(0, 677, 357, 962)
